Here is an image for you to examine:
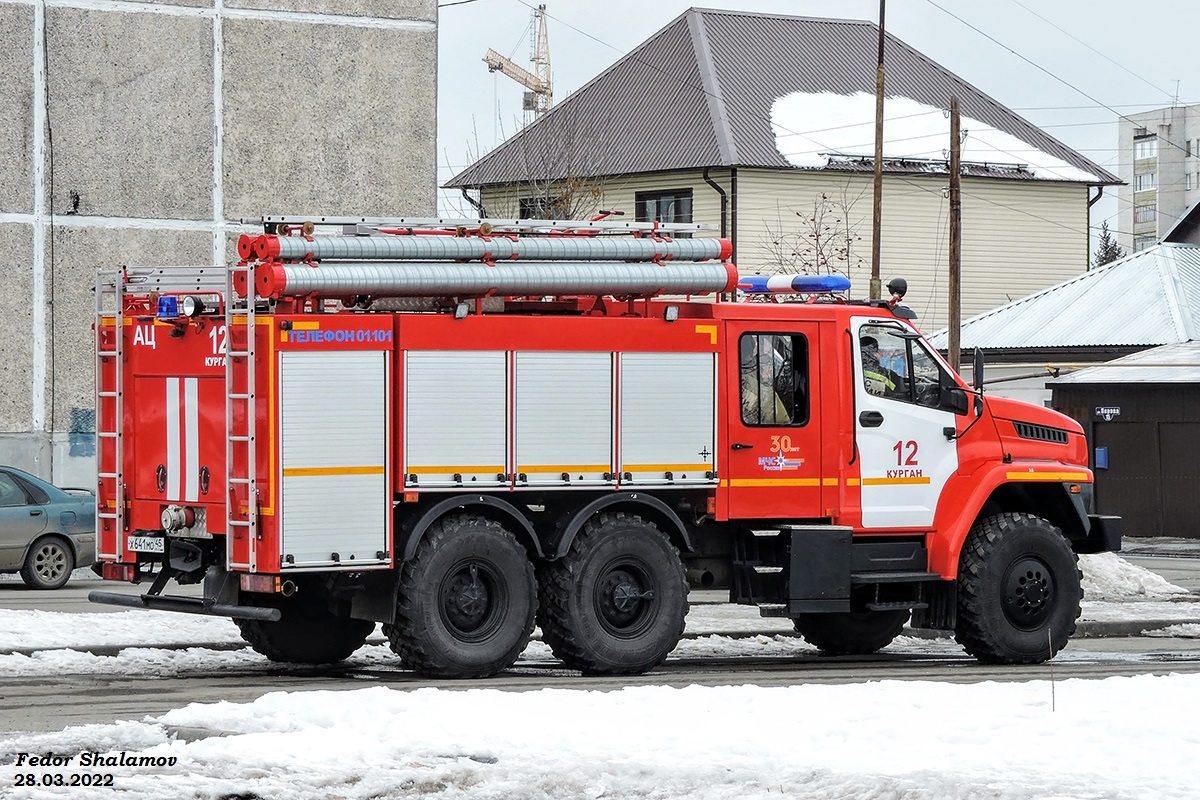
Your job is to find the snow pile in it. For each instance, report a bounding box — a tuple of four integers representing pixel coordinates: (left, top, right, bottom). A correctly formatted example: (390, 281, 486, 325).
(1079, 552, 1191, 601)
(2, 676, 1200, 799)
(770, 91, 1100, 182)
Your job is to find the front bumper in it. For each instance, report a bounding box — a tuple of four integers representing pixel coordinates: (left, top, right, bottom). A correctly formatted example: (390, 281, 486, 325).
(1074, 514, 1122, 554)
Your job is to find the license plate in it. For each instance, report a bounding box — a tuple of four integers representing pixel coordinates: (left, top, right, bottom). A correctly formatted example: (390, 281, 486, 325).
(127, 535, 165, 554)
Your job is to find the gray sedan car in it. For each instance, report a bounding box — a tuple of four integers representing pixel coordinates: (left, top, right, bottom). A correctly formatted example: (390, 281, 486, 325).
(0, 466, 96, 589)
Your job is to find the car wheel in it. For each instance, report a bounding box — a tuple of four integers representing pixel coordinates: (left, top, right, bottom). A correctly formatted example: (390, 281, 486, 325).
(20, 536, 75, 590)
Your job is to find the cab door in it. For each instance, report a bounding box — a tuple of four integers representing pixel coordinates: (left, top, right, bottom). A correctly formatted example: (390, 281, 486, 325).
(852, 319, 959, 528)
(724, 322, 824, 519)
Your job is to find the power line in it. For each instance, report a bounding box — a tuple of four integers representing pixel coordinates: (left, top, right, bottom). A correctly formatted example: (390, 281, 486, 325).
(1004, 0, 1177, 103)
(921, 0, 1193, 161)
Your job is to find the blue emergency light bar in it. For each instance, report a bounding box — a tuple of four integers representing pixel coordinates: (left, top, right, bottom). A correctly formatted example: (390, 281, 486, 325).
(737, 274, 851, 294)
(156, 296, 179, 319)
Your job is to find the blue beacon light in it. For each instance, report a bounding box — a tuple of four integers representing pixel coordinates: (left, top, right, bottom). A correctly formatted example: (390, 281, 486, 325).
(156, 296, 179, 319)
(737, 274, 851, 294)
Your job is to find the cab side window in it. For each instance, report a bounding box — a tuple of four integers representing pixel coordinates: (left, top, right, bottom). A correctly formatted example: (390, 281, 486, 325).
(739, 333, 809, 426)
(858, 324, 948, 409)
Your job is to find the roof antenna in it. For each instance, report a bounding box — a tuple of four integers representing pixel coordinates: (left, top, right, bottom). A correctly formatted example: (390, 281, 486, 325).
(1173, 80, 1180, 107)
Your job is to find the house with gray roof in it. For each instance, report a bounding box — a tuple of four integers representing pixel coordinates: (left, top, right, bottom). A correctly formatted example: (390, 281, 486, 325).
(928, 243, 1200, 361)
(926, 242, 1200, 404)
(448, 7, 1118, 331)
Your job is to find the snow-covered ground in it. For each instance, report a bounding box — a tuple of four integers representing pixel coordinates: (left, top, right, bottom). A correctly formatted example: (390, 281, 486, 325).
(0, 555, 1197, 798)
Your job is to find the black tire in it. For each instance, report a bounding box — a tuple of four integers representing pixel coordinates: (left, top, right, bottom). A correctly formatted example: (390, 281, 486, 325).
(20, 535, 75, 590)
(537, 512, 688, 675)
(792, 610, 910, 656)
(383, 514, 536, 678)
(954, 512, 1082, 664)
(235, 588, 375, 665)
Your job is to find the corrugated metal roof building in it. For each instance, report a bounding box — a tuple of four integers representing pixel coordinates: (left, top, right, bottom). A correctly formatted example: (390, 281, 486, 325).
(449, 8, 1117, 331)
(928, 243, 1200, 362)
(450, 9, 1113, 186)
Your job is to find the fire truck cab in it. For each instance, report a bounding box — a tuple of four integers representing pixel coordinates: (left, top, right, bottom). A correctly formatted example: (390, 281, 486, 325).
(91, 217, 1120, 677)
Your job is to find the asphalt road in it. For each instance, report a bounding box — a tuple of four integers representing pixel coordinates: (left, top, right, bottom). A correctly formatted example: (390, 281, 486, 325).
(3, 637, 1200, 735)
(1, 552, 1198, 735)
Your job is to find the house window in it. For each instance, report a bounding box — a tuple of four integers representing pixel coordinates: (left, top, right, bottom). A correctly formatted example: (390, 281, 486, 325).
(1189, 174, 1195, 191)
(519, 195, 568, 220)
(635, 189, 693, 225)
(1188, 139, 1194, 158)
(1134, 204, 1157, 223)
(1134, 172, 1157, 192)
(1134, 236, 1157, 252)
(1134, 137, 1158, 160)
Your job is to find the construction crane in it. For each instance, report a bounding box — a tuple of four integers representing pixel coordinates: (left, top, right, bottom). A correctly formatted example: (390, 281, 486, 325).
(483, 4, 552, 116)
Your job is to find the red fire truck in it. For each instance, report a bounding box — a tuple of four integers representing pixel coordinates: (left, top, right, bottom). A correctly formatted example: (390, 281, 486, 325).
(91, 216, 1119, 678)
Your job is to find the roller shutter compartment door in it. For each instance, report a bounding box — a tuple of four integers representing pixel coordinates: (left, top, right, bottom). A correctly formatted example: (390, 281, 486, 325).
(619, 353, 717, 486)
(279, 350, 389, 568)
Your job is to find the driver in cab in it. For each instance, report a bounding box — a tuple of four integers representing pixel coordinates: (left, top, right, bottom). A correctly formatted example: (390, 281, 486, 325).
(861, 335, 906, 399)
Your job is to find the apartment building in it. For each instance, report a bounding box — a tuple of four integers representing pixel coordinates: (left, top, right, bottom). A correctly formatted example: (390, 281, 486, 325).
(1119, 104, 1200, 252)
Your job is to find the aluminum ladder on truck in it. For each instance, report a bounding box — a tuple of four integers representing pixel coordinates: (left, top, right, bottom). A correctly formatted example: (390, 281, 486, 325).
(225, 264, 260, 572)
(94, 268, 127, 558)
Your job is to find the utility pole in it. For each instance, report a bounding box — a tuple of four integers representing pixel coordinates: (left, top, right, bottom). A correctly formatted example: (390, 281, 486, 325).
(948, 96, 962, 371)
(869, 0, 886, 300)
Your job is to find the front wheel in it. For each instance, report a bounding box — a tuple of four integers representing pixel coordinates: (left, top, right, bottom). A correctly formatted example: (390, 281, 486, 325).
(21, 536, 75, 590)
(954, 512, 1081, 664)
(537, 512, 688, 675)
(384, 514, 536, 678)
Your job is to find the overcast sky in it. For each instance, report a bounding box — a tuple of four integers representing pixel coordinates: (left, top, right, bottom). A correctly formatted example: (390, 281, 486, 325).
(436, 0, 1200, 241)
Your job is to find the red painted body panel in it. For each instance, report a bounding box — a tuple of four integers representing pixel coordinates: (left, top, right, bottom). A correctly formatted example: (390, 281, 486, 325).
(98, 290, 1092, 581)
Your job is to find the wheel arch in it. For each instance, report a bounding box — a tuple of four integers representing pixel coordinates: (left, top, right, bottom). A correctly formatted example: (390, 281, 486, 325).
(548, 493, 694, 560)
(929, 467, 1087, 578)
(396, 495, 543, 563)
(21, 531, 76, 564)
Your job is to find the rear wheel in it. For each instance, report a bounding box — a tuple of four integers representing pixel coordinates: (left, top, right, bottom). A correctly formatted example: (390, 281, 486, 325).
(236, 587, 374, 665)
(954, 512, 1081, 664)
(792, 610, 910, 656)
(384, 514, 536, 678)
(537, 512, 688, 675)
(20, 536, 75, 590)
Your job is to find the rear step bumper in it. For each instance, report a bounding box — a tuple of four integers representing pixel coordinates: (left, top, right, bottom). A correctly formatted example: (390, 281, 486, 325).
(88, 590, 281, 622)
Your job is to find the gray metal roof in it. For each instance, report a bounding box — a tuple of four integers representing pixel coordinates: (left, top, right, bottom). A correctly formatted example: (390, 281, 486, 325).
(449, 8, 1117, 188)
(927, 244, 1200, 351)
(1164, 199, 1200, 244)
(1050, 341, 1200, 384)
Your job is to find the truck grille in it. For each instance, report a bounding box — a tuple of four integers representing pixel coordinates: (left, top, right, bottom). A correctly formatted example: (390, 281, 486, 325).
(1013, 421, 1069, 444)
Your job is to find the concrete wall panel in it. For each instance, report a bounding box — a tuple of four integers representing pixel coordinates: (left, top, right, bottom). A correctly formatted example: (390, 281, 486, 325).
(223, 20, 436, 218)
(45, 8, 213, 220)
(0, 225, 35, 432)
(226, 0, 435, 20)
(46, 226, 212, 429)
(0, 5, 33, 214)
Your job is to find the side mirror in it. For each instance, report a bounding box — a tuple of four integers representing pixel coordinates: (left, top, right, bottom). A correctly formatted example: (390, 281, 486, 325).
(945, 386, 970, 415)
(972, 348, 985, 391)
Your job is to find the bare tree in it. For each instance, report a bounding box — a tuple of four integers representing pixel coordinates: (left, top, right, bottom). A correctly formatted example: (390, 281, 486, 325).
(762, 182, 869, 280)
(510, 103, 604, 220)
